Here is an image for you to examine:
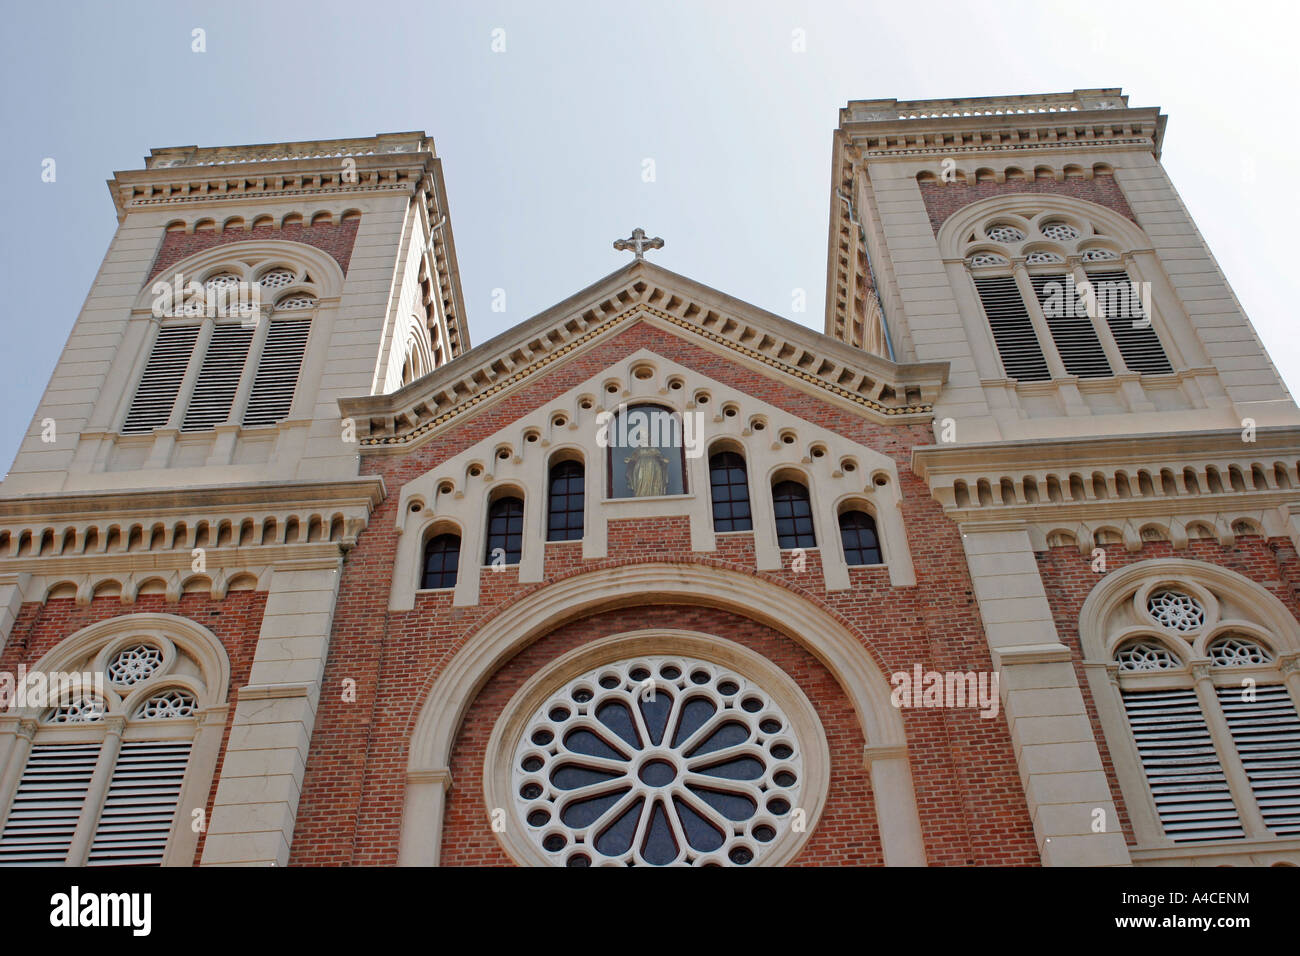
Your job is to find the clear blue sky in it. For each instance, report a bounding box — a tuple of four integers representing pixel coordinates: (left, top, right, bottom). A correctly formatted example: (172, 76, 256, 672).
(2, 0, 1295, 473)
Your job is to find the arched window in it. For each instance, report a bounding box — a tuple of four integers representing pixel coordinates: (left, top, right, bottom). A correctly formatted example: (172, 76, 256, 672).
(606, 404, 688, 498)
(0, 616, 228, 867)
(421, 533, 461, 589)
(1084, 568, 1300, 851)
(772, 480, 816, 549)
(546, 461, 585, 541)
(838, 510, 882, 566)
(123, 258, 318, 434)
(962, 209, 1172, 381)
(709, 451, 752, 532)
(485, 496, 524, 565)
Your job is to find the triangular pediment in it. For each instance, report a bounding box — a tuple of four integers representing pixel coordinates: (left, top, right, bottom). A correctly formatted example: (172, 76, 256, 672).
(341, 260, 947, 449)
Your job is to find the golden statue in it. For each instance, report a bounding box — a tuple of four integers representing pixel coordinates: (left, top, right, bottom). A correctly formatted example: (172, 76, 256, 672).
(625, 446, 670, 497)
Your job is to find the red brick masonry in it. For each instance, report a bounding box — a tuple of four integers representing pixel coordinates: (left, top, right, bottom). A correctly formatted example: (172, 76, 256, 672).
(289, 319, 1039, 866)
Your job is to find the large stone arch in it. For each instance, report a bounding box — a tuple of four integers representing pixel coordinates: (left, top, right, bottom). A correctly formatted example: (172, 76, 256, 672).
(936, 192, 1149, 261)
(398, 561, 926, 866)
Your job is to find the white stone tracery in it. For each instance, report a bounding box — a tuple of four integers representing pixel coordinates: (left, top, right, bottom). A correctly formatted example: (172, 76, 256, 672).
(388, 348, 916, 611)
(0, 614, 232, 867)
(1079, 559, 1300, 864)
(510, 653, 806, 866)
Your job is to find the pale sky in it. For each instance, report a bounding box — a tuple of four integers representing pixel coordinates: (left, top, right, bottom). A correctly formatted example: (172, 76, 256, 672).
(2, 0, 1296, 473)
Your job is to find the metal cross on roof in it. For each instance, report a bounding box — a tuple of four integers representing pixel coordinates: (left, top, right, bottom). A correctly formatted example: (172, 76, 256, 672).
(613, 227, 664, 261)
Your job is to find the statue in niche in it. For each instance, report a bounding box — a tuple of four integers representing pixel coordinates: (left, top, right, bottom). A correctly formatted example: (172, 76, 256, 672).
(624, 446, 670, 497)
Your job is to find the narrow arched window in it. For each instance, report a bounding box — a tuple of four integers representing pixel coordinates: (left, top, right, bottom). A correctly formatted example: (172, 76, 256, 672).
(485, 497, 524, 565)
(421, 533, 461, 589)
(547, 461, 585, 541)
(606, 403, 687, 498)
(772, 480, 816, 549)
(839, 510, 882, 565)
(709, 451, 752, 532)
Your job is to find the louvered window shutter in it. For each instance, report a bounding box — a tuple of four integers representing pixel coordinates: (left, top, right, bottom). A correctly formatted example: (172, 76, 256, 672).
(87, 740, 192, 866)
(0, 743, 100, 864)
(242, 319, 310, 426)
(1122, 688, 1244, 842)
(181, 324, 254, 431)
(122, 325, 200, 434)
(1216, 684, 1300, 835)
(1087, 269, 1173, 374)
(972, 276, 1050, 381)
(1029, 273, 1112, 378)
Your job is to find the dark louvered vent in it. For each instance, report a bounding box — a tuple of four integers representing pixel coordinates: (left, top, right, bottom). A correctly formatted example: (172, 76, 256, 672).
(242, 319, 310, 427)
(1029, 273, 1112, 378)
(1122, 688, 1244, 842)
(1216, 684, 1300, 835)
(0, 743, 99, 865)
(87, 740, 191, 866)
(181, 324, 254, 431)
(121, 325, 199, 434)
(972, 276, 1050, 381)
(1087, 269, 1173, 374)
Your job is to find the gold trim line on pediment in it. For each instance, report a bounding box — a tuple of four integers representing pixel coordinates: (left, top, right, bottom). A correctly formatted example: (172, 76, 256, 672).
(359, 304, 933, 448)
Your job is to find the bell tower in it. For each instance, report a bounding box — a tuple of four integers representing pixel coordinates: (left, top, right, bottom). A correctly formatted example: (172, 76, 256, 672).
(825, 88, 1297, 445)
(4, 132, 467, 496)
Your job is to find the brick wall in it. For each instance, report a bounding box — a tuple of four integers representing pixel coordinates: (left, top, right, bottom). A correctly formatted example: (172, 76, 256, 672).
(147, 218, 361, 281)
(918, 173, 1137, 234)
(0, 590, 268, 864)
(288, 319, 1039, 866)
(1034, 534, 1300, 845)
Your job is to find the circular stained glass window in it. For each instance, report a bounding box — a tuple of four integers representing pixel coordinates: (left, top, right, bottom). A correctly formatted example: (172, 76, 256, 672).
(1146, 589, 1205, 633)
(512, 655, 804, 866)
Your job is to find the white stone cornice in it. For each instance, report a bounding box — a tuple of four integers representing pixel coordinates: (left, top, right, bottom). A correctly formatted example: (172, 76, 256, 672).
(344, 261, 947, 450)
(0, 477, 385, 522)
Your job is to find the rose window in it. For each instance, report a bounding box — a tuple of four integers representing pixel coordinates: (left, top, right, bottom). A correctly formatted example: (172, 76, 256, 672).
(204, 273, 240, 291)
(257, 268, 296, 290)
(1146, 589, 1205, 633)
(135, 689, 198, 719)
(1208, 635, 1274, 667)
(1040, 221, 1081, 241)
(985, 224, 1026, 243)
(512, 655, 804, 866)
(106, 643, 164, 685)
(1115, 639, 1179, 672)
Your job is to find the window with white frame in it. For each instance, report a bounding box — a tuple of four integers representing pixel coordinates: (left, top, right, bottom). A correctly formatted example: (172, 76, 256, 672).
(0, 619, 226, 866)
(496, 640, 828, 867)
(965, 211, 1173, 382)
(122, 259, 318, 435)
(1096, 573, 1300, 846)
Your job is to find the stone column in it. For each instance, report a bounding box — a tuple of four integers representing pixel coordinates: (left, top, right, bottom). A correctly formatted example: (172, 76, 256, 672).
(398, 768, 452, 866)
(961, 522, 1130, 865)
(200, 558, 341, 866)
(862, 745, 926, 866)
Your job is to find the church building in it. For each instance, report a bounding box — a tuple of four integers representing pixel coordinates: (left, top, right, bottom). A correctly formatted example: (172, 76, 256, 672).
(1, 88, 1298, 867)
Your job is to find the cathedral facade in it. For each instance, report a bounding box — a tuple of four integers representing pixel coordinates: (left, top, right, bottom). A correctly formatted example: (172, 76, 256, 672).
(2, 88, 1298, 867)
